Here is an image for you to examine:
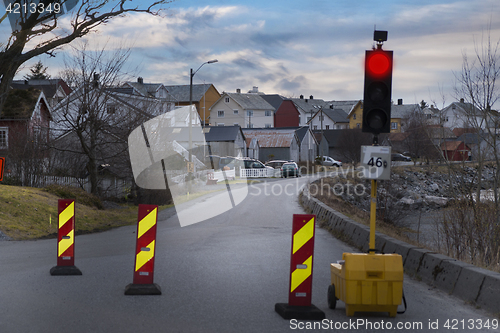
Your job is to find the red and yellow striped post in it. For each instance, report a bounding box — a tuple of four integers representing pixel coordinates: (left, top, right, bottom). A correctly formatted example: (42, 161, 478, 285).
(50, 199, 82, 275)
(275, 214, 324, 320)
(125, 204, 161, 295)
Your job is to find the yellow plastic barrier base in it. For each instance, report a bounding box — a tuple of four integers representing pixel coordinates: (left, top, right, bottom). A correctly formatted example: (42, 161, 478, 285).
(330, 252, 403, 317)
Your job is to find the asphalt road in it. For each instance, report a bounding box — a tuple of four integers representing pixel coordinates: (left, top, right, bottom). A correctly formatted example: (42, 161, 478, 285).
(0, 176, 497, 332)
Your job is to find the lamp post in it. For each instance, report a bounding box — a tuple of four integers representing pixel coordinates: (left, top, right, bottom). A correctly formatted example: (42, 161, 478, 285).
(188, 59, 218, 193)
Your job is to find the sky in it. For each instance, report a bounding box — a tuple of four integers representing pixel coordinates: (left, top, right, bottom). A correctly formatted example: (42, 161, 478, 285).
(7, 0, 500, 108)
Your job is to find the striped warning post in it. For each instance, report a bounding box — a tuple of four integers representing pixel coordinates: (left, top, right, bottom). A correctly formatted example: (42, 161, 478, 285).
(125, 204, 161, 295)
(275, 214, 324, 320)
(50, 199, 82, 276)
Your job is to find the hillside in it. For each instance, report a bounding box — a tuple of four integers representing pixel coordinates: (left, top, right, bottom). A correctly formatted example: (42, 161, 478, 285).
(0, 184, 142, 240)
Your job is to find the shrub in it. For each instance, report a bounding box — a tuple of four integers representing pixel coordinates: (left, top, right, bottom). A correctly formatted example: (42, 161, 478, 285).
(44, 184, 103, 209)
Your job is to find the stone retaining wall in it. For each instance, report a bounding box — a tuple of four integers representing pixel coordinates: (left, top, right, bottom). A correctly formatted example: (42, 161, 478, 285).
(300, 190, 500, 315)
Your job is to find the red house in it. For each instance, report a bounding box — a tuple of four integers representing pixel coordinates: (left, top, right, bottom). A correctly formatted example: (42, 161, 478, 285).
(440, 141, 471, 161)
(0, 88, 52, 166)
(274, 99, 300, 127)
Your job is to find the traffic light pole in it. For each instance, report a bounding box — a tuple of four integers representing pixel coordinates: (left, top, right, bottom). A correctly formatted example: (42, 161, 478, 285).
(369, 134, 378, 254)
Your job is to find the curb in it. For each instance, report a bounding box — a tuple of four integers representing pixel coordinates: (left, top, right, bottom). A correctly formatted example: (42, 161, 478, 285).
(300, 189, 500, 315)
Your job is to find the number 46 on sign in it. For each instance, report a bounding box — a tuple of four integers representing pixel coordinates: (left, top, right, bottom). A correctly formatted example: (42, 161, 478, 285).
(360, 146, 391, 180)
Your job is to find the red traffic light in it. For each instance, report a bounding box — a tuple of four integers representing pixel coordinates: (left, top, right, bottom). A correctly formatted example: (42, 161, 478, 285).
(366, 51, 391, 77)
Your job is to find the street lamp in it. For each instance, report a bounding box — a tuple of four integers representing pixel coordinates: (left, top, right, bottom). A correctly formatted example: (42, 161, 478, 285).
(188, 59, 218, 193)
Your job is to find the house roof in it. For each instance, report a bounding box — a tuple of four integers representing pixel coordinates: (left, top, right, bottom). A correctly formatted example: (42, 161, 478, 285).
(452, 127, 478, 137)
(260, 94, 285, 111)
(328, 100, 361, 116)
(204, 125, 244, 142)
(291, 97, 327, 115)
(443, 101, 482, 116)
(218, 92, 275, 111)
(124, 81, 164, 98)
(1, 88, 44, 119)
(425, 126, 456, 139)
(441, 140, 469, 151)
(319, 108, 349, 123)
(164, 84, 213, 103)
(313, 129, 345, 148)
(242, 128, 296, 148)
(11, 79, 72, 98)
(457, 133, 487, 145)
(391, 104, 420, 119)
(388, 132, 410, 142)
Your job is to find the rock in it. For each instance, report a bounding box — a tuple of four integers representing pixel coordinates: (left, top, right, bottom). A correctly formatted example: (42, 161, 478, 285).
(423, 195, 448, 208)
(430, 183, 439, 192)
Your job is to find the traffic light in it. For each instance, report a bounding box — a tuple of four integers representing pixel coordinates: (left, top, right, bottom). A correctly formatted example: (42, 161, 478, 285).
(362, 49, 393, 134)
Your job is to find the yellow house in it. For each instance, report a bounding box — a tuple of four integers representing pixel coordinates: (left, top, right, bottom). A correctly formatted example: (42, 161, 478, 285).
(123, 79, 221, 126)
(346, 100, 364, 129)
(164, 84, 221, 126)
(348, 101, 419, 133)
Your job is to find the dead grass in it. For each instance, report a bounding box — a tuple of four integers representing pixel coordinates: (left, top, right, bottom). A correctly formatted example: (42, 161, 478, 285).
(0, 184, 170, 240)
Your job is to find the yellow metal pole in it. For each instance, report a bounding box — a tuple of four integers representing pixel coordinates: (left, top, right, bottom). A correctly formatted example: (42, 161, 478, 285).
(369, 179, 377, 253)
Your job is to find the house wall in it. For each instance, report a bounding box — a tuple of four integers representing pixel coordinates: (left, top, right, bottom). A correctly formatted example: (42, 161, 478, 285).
(349, 105, 363, 129)
(199, 85, 221, 126)
(211, 97, 274, 128)
(299, 130, 317, 162)
(257, 137, 299, 162)
(275, 100, 299, 127)
(390, 118, 402, 133)
(309, 115, 335, 130)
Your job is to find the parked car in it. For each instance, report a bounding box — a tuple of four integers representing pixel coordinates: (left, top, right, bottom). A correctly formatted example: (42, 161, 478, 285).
(243, 159, 269, 169)
(391, 153, 411, 161)
(265, 160, 288, 169)
(281, 162, 301, 178)
(320, 156, 342, 167)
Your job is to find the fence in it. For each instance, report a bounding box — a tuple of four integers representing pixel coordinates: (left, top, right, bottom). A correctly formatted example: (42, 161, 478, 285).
(240, 167, 275, 178)
(30, 175, 132, 198)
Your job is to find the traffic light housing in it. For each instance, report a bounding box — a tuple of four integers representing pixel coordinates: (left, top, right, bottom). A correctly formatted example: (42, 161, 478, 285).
(362, 49, 393, 134)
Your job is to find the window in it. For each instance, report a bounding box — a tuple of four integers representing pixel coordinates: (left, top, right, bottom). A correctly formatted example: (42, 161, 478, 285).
(225, 97, 230, 103)
(247, 110, 254, 117)
(265, 110, 272, 117)
(356, 123, 361, 129)
(265, 123, 272, 128)
(233, 109, 239, 115)
(217, 123, 225, 126)
(353, 114, 356, 120)
(391, 122, 398, 129)
(0, 127, 8, 149)
(313, 125, 317, 130)
(247, 123, 254, 128)
(319, 115, 324, 121)
(234, 123, 239, 126)
(218, 110, 225, 118)
(107, 105, 116, 114)
(326, 125, 330, 129)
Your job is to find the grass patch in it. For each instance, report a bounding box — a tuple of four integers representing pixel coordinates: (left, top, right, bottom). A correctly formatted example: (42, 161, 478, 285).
(0, 184, 167, 241)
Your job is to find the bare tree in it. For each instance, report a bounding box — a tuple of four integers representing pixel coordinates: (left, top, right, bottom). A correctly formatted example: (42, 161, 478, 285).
(336, 129, 374, 165)
(0, 0, 170, 116)
(50, 42, 164, 196)
(454, 25, 500, 208)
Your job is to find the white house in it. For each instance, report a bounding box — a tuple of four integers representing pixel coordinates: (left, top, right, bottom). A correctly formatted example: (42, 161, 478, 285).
(439, 99, 485, 130)
(307, 107, 349, 130)
(210, 90, 275, 128)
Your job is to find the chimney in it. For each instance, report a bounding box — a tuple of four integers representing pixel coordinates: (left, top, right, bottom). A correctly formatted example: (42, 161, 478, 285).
(236, 88, 241, 93)
(137, 77, 144, 84)
(24, 80, 28, 85)
(252, 86, 258, 93)
(300, 95, 304, 99)
(460, 98, 464, 103)
(93, 73, 100, 88)
(310, 95, 313, 100)
(330, 104, 333, 109)
(398, 99, 403, 105)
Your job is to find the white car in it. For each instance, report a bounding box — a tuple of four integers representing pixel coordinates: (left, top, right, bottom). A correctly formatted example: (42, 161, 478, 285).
(320, 156, 342, 167)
